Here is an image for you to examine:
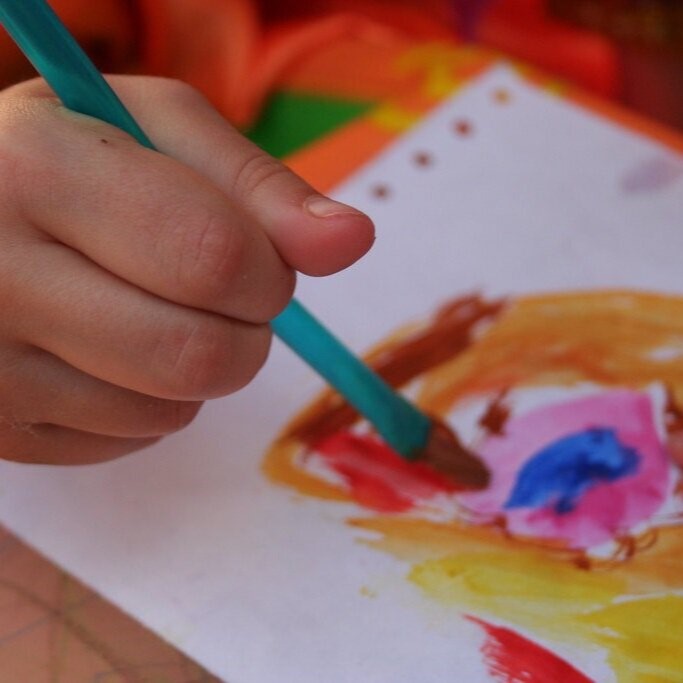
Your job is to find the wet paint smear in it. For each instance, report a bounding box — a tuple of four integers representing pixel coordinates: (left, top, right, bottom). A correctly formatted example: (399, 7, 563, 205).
(313, 431, 457, 512)
(504, 428, 640, 514)
(413, 151, 434, 167)
(371, 183, 391, 199)
(468, 616, 595, 683)
(492, 88, 512, 104)
(478, 393, 510, 436)
(453, 119, 473, 136)
(620, 156, 683, 193)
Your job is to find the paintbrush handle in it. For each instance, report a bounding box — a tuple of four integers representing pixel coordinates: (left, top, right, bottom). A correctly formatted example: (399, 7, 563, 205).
(271, 301, 430, 455)
(0, 0, 432, 457)
(0, 0, 152, 147)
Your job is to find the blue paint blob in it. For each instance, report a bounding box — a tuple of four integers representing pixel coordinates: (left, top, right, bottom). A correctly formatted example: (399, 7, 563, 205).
(504, 428, 640, 515)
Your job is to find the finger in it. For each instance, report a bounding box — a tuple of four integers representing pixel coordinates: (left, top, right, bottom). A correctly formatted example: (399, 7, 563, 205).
(0, 80, 295, 323)
(100, 76, 375, 276)
(2, 239, 271, 401)
(0, 424, 160, 466)
(0, 344, 202, 437)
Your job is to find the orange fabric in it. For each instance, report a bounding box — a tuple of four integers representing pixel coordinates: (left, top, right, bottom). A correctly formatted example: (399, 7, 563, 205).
(133, 0, 457, 125)
(259, 0, 456, 40)
(135, 0, 260, 125)
(0, 0, 457, 125)
(131, 0, 619, 123)
(253, 20, 416, 101)
(0, 1, 621, 127)
(479, 0, 619, 97)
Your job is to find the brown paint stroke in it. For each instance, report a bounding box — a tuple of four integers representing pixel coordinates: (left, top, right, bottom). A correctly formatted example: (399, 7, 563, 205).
(288, 294, 506, 446)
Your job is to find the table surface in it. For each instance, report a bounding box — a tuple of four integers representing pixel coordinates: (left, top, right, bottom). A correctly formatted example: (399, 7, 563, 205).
(0, 524, 222, 682)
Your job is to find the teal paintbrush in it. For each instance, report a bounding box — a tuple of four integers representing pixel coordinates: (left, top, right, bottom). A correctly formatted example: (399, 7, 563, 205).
(0, 0, 489, 488)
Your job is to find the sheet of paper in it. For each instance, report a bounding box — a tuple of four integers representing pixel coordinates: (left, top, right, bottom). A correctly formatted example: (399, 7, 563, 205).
(1, 66, 682, 682)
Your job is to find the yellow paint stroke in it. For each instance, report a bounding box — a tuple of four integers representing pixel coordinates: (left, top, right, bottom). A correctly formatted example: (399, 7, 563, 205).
(395, 43, 495, 99)
(578, 595, 683, 682)
(359, 586, 377, 598)
(409, 551, 623, 642)
(362, 518, 683, 680)
(410, 553, 683, 682)
(368, 103, 421, 133)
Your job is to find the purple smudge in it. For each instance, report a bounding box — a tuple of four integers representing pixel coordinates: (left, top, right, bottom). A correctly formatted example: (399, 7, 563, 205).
(620, 156, 683, 194)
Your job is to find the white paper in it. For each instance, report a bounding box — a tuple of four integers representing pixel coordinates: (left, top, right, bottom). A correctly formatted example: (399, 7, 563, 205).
(0, 67, 680, 682)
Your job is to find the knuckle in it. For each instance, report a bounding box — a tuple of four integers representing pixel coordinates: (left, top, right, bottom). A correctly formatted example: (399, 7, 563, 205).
(159, 319, 234, 399)
(227, 324, 272, 392)
(166, 204, 296, 322)
(176, 210, 246, 298)
(152, 399, 203, 434)
(231, 152, 291, 199)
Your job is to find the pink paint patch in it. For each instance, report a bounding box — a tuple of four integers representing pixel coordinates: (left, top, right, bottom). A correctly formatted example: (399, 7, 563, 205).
(312, 432, 458, 512)
(458, 391, 671, 548)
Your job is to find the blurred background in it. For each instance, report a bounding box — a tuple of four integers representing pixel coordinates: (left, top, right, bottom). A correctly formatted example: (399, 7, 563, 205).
(549, 0, 682, 128)
(0, 3, 681, 679)
(1, 1, 681, 130)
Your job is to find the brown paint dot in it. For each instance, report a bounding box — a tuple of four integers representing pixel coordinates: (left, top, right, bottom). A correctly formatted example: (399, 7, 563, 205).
(412, 151, 433, 168)
(453, 119, 472, 136)
(478, 391, 510, 436)
(371, 183, 390, 199)
(493, 88, 511, 104)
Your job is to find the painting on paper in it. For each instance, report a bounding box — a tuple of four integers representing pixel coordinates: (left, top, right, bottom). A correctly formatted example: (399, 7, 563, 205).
(0, 64, 681, 683)
(260, 65, 683, 682)
(264, 288, 683, 682)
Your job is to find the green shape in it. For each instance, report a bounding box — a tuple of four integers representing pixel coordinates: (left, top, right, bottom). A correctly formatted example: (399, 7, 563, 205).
(246, 90, 372, 159)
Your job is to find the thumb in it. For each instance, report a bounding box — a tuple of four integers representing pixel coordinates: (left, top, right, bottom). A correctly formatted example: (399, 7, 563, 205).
(109, 77, 375, 276)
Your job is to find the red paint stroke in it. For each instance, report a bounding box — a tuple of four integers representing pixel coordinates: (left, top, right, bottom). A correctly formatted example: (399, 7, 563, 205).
(468, 616, 594, 683)
(313, 431, 457, 512)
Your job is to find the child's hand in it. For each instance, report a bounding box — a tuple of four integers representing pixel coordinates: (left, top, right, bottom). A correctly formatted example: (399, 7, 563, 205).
(0, 76, 374, 465)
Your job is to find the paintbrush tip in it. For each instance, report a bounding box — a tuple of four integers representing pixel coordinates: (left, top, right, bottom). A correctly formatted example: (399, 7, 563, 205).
(416, 418, 490, 490)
